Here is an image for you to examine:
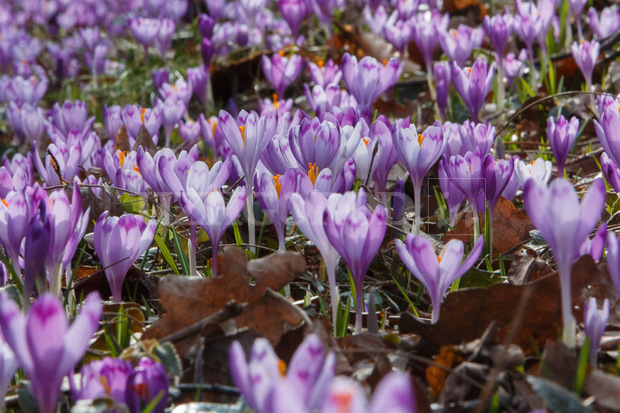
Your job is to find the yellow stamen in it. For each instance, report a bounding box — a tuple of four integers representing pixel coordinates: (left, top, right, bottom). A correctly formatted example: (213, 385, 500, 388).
(118, 151, 126, 168)
(437, 255, 442, 263)
(1, 199, 7, 207)
(273, 174, 282, 197)
(278, 359, 287, 377)
(451, 29, 457, 39)
(239, 125, 246, 145)
(308, 163, 318, 185)
(133, 165, 141, 174)
(382, 59, 388, 66)
(362, 137, 369, 146)
(272, 93, 279, 110)
(417, 133, 425, 146)
(530, 160, 536, 165)
(317, 59, 324, 68)
(467, 67, 472, 74)
(140, 107, 146, 124)
(100, 376, 111, 395)
(173, 84, 178, 92)
(278, 50, 285, 57)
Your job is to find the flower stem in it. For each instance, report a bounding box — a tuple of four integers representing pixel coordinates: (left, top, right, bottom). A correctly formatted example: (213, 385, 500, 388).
(355, 281, 364, 334)
(245, 179, 256, 254)
(413, 181, 422, 235)
(559, 262, 576, 348)
(189, 221, 197, 276)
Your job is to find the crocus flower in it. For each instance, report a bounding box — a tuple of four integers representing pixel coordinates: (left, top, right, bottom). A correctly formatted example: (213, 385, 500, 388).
(308, 59, 341, 88)
(568, 0, 588, 39)
(523, 178, 606, 347)
(482, 156, 514, 218)
(219, 109, 278, 250)
(393, 122, 445, 234)
(324, 189, 388, 332)
(23, 202, 50, 297)
(155, 18, 175, 57)
(588, 6, 620, 39)
(601, 152, 620, 193)
(261, 52, 303, 97)
(383, 12, 414, 54)
(0, 291, 102, 413)
(434, 62, 451, 119)
(0, 334, 17, 409)
(0, 190, 32, 276)
(288, 117, 342, 172)
(72, 357, 133, 404)
(104, 104, 123, 141)
(547, 115, 579, 178)
(179, 119, 202, 146)
(158, 97, 186, 147)
(396, 235, 483, 323)
(411, 11, 449, 73)
(341, 53, 403, 112)
(514, 157, 553, 187)
(279, 0, 306, 38)
(605, 231, 620, 298)
(363, 4, 388, 35)
(229, 334, 335, 413)
(482, 11, 513, 58)
(198, 14, 215, 38)
(572, 40, 600, 91)
(159, 78, 192, 106)
(438, 25, 484, 67)
(583, 297, 609, 367)
(93, 212, 157, 302)
(438, 161, 465, 228)
(452, 58, 495, 123)
(254, 168, 299, 251)
(578, 222, 607, 262)
(321, 371, 414, 413)
(290, 191, 342, 331)
(121, 104, 162, 144)
(594, 106, 620, 168)
(125, 357, 168, 413)
(369, 117, 398, 202)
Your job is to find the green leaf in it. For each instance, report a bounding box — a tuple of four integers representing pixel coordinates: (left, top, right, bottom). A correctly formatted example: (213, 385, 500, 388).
(172, 228, 190, 275)
(119, 192, 145, 214)
(574, 338, 590, 394)
(154, 233, 180, 275)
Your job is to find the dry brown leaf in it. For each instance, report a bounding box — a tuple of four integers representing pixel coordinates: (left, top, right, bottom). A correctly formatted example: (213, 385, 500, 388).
(445, 197, 534, 254)
(400, 256, 611, 356)
(113, 124, 130, 153)
(143, 247, 308, 357)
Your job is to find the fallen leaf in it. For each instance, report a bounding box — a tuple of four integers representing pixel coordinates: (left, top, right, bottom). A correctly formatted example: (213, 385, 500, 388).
(583, 370, 620, 412)
(143, 247, 308, 355)
(400, 256, 611, 356)
(113, 124, 130, 153)
(445, 197, 534, 254)
(133, 125, 157, 154)
(74, 265, 160, 303)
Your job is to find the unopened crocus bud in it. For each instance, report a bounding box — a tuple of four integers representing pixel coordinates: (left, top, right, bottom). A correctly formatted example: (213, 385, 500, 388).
(279, 0, 307, 38)
(125, 357, 168, 413)
(198, 14, 215, 38)
(152, 68, 169, 91)
(547, 115, 579, 178)
(201, 37, 214, 67)
(584, 297, 609, 367)
(72, 357, 133, 404)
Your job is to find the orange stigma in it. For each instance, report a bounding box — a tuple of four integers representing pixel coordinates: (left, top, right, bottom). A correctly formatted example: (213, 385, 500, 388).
(308, 163, 318, 185)
(332, 391, 354, 412)
(272, 93, 279, 110)
(278, 359, 287, 377)
(239, 125, 246, 145)
(273, 174, 282, 197)
(1, 199, 7, 207)
(210, 119, 217, 137)
(382, 59, 388, 66)
(278, 50, 285, 57)
(451, 29, 457, 39)
(118, 151, 126, 168)
(417, 133, 425, 146)
(362, 137, 369, 146)
(140, 107, 146, 124)
(133, 165, 141, 174)
(317, 59, 324, 68)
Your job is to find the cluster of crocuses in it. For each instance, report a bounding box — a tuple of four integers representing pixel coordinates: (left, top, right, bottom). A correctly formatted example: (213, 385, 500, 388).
(0, 290, 169, 413)
(229, 333, 415, 413)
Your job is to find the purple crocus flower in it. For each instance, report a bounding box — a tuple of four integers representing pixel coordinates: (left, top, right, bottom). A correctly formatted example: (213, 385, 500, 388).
(104, 104, 123, 141)
(482, 156, 514, 217)
(0, 291, 102, 413)
(308, 59, 341, 88)
(179, 119, 202, 147)
(121, 104, 162, 144)
(261, 52, 303, 97)
(159, 78, 192, 106)
(571, 40, 599, 90)
(438, 161, 465, 228)
(184, 186, 245, 277)
(0, 190, 32, 276)
(451, 58, 495, 123)
(219, 109, 278, 250)
(547, 115, 579, 178)
(393, 122, 445, 234)
(594, 106, 620, 167)
(23, 202, 51, 297)
(155, 18, 175, 57)
(288, 117, 341, 172)
(601, 152, 620, 193)
(588, 6, 620, 39)
(523, 178, 606, 347)
(324, 189, 388, 332)
(320, 371, 414, 413)
(72, 357, 133, 404)
(438, 25, 484, 67)
(482, 11, 513, 58)
(0, 334, 17, 409)
(229, 334, 335, 413)
(370, 117, 398, 202)
(254, 168, 299, 251)
(93, 212, 157, 302)
(396, 235, 483, 323)
(363, 4, 388, 35)
(47, 100, 95, 139)
(102, 149, 148, 197)
(290, 191, 343, 332)
(198, 14, 215, 38)
(152, 68, 169, 91)
(130, 17, 160, 65)
(383, 12, 413, 54)
(279, 0, 307, 38)
(434, 61, 451, 119)
(341, 53, 403, 113)
(158, 97, 186, 147)
(605, 230, 620, 299)
(125, 357, 168, 413)
(411, 11, 449, 73)
(578, 221, 607, 262)
(187, 65, 208, 105)
(568, 0, 588, 40)
(583, 297, 609, 367)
